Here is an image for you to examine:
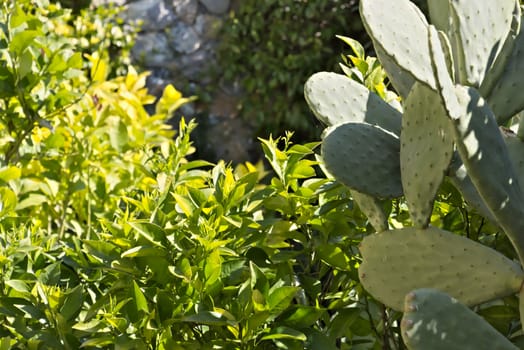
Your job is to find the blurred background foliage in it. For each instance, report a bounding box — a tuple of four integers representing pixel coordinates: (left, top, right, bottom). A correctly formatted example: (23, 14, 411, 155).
(216, 0, 429, 140)
(0, 0, 517, 349)
(216, 0, 366, 140)
(52, 0, 429, 142)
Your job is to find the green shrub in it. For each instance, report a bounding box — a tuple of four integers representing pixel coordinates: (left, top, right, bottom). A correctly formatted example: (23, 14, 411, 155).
(0, 1, 504, 349)
(0, 2, 386, 348)
(216, 0, 367, 139)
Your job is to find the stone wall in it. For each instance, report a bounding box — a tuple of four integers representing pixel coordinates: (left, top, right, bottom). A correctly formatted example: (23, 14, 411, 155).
(94, 0, 257, 163)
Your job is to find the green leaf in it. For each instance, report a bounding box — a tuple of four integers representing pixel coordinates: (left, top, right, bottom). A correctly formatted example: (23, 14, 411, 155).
(205, 249, 222, 287)
(250, 261, 269, 294)
(477, 305, 517, 334)
(317, 244, 351, 271)
(131, 281, 148, 314)
(173, 193, 196, 217)
(182, 311, 235, 326)
(268, 286, 298, 315)
(261, 326, 307, 341)
(170, 258, 192, 281)
(289, 160, 316, 179)
(127, 221, 166, 247)
(18, 49, 34, 79)
(73, 319, 104, 332)
(67, 52, 83, 69)
(0, 337, 13, 350)
(16, 193, 48, 211)
(9, 5, 30, 29)
(48, 54, 68, 74)
(337, 35, 365, 59)
(280, 306, 325, 328)
(0, 166, 21, 182)
(9, 30, 40, 55)
(80, 337, 115, 348)
(306, 330, 339, 350)
(0, 188, 17, 216)
(109, 120, 129, 152)
(38, 263, 61, 285)
(121, 246, 166, 258)
(83, 240, 120, 262)
(60, 285, 84, 321)
(5, 280, 30, 294)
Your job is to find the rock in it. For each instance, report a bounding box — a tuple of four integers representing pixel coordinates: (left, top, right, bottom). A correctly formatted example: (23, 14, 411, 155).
(173, 0, 199, 24)
(126, 0, 176, 31)
(195, 14, 223, 40)
(199, 0, 230, 15)
(92, 0, 126, 6)
(176, 44, 214, 80)
(145, 68, 174, 97)
(167, 22, 202, 54)
(209, 89, 240, 119)
(199, 116, 256, 163)
(132, 32, 174, 67)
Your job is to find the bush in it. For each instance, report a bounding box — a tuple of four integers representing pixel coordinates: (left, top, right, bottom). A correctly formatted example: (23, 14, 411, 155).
(0, 2, 384, 348)
(216, 0, 367, 139)
(1, 1, 506, 349)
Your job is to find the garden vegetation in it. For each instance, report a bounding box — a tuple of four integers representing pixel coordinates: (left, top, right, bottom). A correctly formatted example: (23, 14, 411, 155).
(0, 0, 520, 349)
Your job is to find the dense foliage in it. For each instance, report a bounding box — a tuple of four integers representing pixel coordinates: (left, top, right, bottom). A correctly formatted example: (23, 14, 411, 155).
(0, 0, 519, 349)
(0, 2, 381, 349)
(216, 0, 366, 139)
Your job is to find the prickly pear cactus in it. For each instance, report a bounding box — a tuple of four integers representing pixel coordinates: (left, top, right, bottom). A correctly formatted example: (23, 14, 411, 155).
(400, 82, 453, 227)
(358, 227, 524, 311)
(401, 289, 519, 350)
(305, 0, 524, 347)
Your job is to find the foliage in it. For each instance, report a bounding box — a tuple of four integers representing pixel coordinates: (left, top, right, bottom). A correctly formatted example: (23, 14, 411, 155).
(216, 0, 366, 139)
(0, 1, 401, 349)
(337, 35, 399, 107)
(3, 0, 519, 349)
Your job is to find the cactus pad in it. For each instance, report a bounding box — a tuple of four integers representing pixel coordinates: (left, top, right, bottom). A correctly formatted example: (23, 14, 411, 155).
(479, 3, 521, 100)
(449, 0, 519, 87)
(351, 190, 389, 232)
(374, 44, 417, 98)
(358, 227, 524, 311)
(401, 288, 519, 350)
(504, 132, 524, 194)
(427, 0, 450, 33)
(486, 13, 524, 124)
(304, 72, 402, 135)
(360, 0, 435, 92)
(428, 25, 461, 120)
(401, 82, 454, 228)
(448, 157, 499, 224)
(452, 85, 524, 262)
(321, 122, 402, 199)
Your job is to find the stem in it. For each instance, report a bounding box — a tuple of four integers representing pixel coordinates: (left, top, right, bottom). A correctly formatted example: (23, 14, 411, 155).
(364, 298, 382, 343)
(4, 125, 33, 164)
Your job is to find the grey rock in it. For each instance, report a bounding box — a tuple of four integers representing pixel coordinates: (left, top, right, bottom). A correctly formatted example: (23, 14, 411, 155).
(200, 116, 256, 163)
(173, 0, 199, 24)
(145, 68, 174, 97)
(199, 0, 230, 15)
(195, 14, 223, 40)
(92, 0, 127, 6)
(126, 0, 176, 31)
(179, 102, 197, 117)
(132, 32, 174, 67)
(168, 22, 202, 54)
(177, 48, 210, 80)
